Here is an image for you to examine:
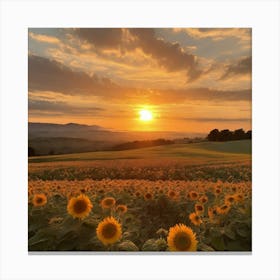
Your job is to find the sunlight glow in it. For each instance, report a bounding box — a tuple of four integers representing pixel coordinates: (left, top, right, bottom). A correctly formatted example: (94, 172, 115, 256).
(139, 109, 153, 122)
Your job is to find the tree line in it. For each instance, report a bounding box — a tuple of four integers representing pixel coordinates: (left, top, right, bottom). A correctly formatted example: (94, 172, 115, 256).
(207, 128, 251, 142)
(109, 139, 174, 151)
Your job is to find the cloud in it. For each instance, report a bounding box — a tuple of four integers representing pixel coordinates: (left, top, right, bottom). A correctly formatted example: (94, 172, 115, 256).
(152, 88, 251, 104)
(28, 54, 119, 95)
(175, 28, 251, 42)
(74, 28, 202, 82)
(129, 28, 202, 81)
(74, 28, 124, 49)
(29, 55, 251, 104)
(29, 99, 105, 116)
(182, 117, 251, 123)
(220, 56, 252, 80)
(29, 32, 61, 44)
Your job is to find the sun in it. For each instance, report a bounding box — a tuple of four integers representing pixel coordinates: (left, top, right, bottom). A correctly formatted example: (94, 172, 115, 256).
(139, 109, 153, 121)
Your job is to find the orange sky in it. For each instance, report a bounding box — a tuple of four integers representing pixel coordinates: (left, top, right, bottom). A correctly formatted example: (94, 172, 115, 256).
(28, 28, 252, 133)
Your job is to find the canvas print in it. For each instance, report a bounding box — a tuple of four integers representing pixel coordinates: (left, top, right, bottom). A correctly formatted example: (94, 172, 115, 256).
(28, 28, 252, 252)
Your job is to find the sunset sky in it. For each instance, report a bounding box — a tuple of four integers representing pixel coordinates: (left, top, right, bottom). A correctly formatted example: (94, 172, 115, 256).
(28, 28, 251, 133)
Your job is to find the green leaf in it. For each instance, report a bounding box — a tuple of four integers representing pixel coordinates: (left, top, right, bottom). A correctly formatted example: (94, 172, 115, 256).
(155, 238, 167, 251)
(28, 228, 56, 251)
(142, 239, 158, 251)
(225, 240, 243, 251)
(118, 240, 139, 251)
(224, 227, 236, 240)
(236, 227, 249, 238)
(56, 231, 79, 250)
(82, 220, 97, 229)
(211, 236, 225, 251)
(198, 243, 215, 251)
(209, 227, 222, 237)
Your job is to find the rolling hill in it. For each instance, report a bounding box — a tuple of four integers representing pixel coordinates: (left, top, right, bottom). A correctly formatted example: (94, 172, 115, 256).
(29, 140, 251, 164)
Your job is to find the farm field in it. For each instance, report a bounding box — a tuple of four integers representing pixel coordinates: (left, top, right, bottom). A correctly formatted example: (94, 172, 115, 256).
(28, 140, 252, 252)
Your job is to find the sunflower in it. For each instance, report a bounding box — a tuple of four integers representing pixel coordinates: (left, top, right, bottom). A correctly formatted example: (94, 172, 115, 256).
(144, 192, 153, 200)
(194, 203, 204, 215)
(167, 224, 197, 251)
(217, 204, 230, 215)
(168, 190, 177, 199)
(234, 193, 244, 202)
(96, 216, 122, 246)
(214, 187, 222, 196)
(208, 206, 220, 223)
(116, 204, 128, 214)
(189, 212, 202, 226)
(225, 195, 236, 205)
(199, 195, 208, 204)
(32, 193, 47, 207)
(135, 191, 141, 197)
(67, 194, 93, 219)
(188, 191, 198, 201)
(100, 197, 116, 209)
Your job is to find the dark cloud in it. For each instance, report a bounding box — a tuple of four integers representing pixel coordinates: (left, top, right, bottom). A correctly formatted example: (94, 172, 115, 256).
(29, 55, 251, 104)
(153, 88, 252, 104)
(75, 28, 123, 49)
(28, 54, 119, 95)
(29, 99, 105, 115)
(74, 28, 202, 82)
(220, 56, 252, 80)
(129, 28, 201, 81)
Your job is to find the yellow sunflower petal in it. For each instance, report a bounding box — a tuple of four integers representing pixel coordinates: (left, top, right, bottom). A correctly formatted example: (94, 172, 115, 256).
(167, 224, 197, 251)
(96, 216, 122, 246)
(67, 194, 92, 219)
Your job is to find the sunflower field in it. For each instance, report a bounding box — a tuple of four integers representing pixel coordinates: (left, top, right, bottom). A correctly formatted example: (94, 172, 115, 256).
(28, 162, 252, 252)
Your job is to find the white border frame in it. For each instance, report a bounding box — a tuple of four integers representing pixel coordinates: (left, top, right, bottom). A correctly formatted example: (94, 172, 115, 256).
(1, 0, 280, 279)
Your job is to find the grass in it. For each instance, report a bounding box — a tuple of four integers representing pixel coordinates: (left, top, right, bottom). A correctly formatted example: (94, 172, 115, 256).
(29, 140, 251, 163)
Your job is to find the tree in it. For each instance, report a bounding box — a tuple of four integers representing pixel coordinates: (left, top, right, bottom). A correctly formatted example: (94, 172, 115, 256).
(207, 129, 220, 141)
(206, 128, 252, 142)
(233, 129, 246, 140)
(246, 130, 252, 139)
(219, 129, 233, 141)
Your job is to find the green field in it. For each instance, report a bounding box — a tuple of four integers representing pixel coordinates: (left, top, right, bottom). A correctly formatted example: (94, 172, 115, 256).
(28, 140, 251, 182)
(29, 140, 251, 163)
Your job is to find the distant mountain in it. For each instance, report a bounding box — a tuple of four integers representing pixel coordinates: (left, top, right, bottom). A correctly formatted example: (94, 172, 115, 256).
(29, 122, 103, 134)
(28, 122, 206, 156)
(28, 122, 122, 141)
(28, 122, 204, 141)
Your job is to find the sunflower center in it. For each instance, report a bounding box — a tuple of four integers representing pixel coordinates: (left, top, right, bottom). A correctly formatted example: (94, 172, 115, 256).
(196, 206, 203, 211)
(117, 206, 125, 212)
(104, 199, 114, 206)
(174, 232, 191, 251)
(101, 223, 117, 239)
(73, 199, 88, 214)
(145, 193, 152, 199)
(169, 191, 175, 197)
(36, 197, 43, 204)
